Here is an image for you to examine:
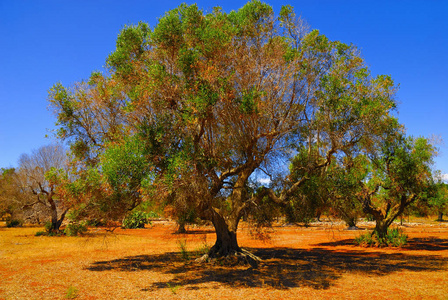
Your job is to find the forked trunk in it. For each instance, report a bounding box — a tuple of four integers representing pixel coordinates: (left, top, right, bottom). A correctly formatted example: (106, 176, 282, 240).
(49, 197, 68, 233)
(208, 212, 241, 257)
(196, 210, 260, 267)
(196, 168, 261, 265)
(50, 210, 66, 232)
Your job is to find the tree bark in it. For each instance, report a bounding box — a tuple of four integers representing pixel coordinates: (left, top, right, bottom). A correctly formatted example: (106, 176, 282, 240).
(344, 217, 357, 228)
(195, 210, 260, 267)
(438, 212, 444, 222)
(177, 222, 187, 234)
(374, 220, 389, 239)
(48, 196, 67, 232)
(208, 211, 241, 257)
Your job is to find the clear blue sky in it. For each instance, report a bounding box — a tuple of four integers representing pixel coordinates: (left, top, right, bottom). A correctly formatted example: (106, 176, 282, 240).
(1, 0, 447, 179)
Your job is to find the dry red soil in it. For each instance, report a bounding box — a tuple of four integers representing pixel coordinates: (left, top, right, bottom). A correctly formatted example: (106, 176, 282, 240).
(1, 219, 448, 299)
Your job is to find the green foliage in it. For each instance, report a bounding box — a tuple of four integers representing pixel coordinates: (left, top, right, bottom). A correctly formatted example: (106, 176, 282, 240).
(64, 221, 88, 236)
(355, 228, 408, 247)
(39, 222, 65, 236)
(6, 219, 22, 228)
(429, 182, 448, 218)
(229, 0, 273, 36)
(286, 147, 329, 225)
(44, 221, 54, 232)
(251, 194, 282, 227)
(65, 286, 79, 299)
(107, 22, 150, 76)
(239, 87, 262, 114)
(177, 238, 210, 261)
(166, 283, 180, 295)
(100, 136, 152, 213)
(284, 197, 317, 225)
(48, 1, 406, 255)
(177, 239, 190, 261)
(122, 210, 151, 229)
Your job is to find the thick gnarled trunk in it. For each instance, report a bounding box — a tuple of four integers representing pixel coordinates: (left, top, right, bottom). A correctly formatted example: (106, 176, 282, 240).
(208, 212, 241, 258)
(196, 210, 260, 267)
(196, 171, 262, 266)
(374, 219, 391, 239)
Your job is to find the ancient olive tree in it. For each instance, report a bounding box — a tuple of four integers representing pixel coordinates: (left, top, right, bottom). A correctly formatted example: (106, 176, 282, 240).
(17, 144, 69, 232)
(49, 2, 397, 259)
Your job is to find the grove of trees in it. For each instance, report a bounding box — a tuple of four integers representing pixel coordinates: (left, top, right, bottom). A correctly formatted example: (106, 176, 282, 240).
(1, 1, 445, 261)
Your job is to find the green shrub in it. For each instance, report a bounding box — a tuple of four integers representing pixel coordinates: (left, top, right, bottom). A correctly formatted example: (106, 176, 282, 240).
(6, 219, 22, 228)
(38, 221, 66, 236)
(177, 239, 190, 260)
(44, 221, 54, 232)
(385, 228, 408, 247)
(65, 285, 79, 299)
(177, 238, 210, 261)
(147, 210, 160, 219)
(355, 228, 408, 247)
(64, 221, 88, 236)
(122, 210, 151, 229)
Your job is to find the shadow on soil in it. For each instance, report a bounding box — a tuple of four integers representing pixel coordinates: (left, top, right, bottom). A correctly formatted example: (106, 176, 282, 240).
(171, 229, 215, 235)
(318, 237, 448, 251)
(86, 245, 447, 291)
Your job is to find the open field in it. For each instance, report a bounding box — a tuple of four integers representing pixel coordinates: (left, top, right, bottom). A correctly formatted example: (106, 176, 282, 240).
(1, 219, 448, 299)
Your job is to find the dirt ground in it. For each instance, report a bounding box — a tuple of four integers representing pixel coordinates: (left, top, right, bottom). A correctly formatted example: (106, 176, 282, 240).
(1, 218, 448, 299)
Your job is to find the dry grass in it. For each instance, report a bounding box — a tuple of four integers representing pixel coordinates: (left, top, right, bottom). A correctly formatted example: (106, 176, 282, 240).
(1, 219, 448, 299)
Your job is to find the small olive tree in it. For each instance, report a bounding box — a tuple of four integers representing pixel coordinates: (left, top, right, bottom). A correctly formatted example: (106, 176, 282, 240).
(360, 134, 437, 239)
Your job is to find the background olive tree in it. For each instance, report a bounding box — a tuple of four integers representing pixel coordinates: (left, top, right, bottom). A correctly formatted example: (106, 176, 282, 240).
(17, 144, 68, 232)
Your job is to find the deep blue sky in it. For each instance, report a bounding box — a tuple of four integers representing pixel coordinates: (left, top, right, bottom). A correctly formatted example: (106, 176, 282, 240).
(1, 1, 447, 179)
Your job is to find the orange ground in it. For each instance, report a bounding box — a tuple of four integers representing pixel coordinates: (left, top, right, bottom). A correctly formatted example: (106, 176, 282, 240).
(1, 219, 447, 299)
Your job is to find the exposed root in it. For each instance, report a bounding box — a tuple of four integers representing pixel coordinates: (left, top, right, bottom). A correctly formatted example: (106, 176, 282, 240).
(195, 253, 209, 263)
(195, 248, 261, 268)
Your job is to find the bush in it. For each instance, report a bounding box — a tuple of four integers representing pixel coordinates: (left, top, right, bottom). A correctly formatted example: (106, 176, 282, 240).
(355, 228, 408, 247)
(385, 228, 408, 247)
(177, 238, 210, 261)
(41, 221, 65, 236)
(6, 219, 22, 228)
(44, 221, 55, 232)
(122, 210, 151, 229)
(65, 285, 79, 299)
(64, 221, 88, 236)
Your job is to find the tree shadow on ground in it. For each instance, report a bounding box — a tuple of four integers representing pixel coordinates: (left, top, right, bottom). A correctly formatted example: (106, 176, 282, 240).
(171, 229, 215, 235)
(404, 237, 448, 251)
(318, 237, 448, 251)
(86, 246, 447, 291)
